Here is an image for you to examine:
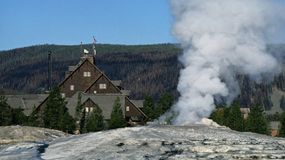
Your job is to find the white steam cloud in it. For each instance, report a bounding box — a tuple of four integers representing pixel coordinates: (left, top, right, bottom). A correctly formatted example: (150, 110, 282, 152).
(170, 0, 284, 125)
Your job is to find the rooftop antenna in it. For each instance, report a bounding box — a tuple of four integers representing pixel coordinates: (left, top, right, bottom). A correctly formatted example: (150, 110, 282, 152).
(48, 51, 52, 91)
(93, 36, 97, 56)
(92, 36, 97, 64)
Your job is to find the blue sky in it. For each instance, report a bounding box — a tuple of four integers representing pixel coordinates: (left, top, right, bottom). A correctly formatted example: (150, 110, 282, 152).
(1, 0, 285, 51)
(0, 0, 175, 50)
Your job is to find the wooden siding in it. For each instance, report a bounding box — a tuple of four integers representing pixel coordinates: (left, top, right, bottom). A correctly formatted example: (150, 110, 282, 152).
(82, 98, 100, 115)
(59, 60, 101, 97)
(86, 74, 121, 94)
(125, 97, 146, 121)
(35, 56, 147, 125)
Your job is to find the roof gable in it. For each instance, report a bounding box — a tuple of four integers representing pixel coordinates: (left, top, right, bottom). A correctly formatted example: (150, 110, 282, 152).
(85, 74, 122, 94)
(66, 92, 126, 119)
(58, 59, 101, 88)
(125, 97, 148, 119)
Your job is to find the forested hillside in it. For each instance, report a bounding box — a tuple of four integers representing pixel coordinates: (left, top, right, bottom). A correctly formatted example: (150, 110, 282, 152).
(1, 43, 285, 114)
(0, 44, 181, 99)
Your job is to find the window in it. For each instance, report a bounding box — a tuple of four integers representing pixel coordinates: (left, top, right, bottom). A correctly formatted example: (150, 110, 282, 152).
(85, 107, 89, 113)
(90, 107, 93, 112)
(126, 106, 130, 112)
(93, 90, 97, 94)
(61, 93, 65, 98)
(70, 85, 74, 91)
(83, 71, 91, 77)
(99, 83, 107, 89)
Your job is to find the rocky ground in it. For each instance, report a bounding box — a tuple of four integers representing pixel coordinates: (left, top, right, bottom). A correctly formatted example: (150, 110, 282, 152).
(0, 126, 67, 144)
(42, 125, 285, 160)
(0, 126, 67, 160)
(0, 124, 285, 160)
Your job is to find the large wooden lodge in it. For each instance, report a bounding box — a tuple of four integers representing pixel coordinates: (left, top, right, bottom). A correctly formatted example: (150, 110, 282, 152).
(5, 46, 148, 125)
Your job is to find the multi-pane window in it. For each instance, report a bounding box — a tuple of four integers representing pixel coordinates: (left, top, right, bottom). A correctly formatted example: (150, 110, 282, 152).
(83, 71, 91, 77)
(85, 107, 89, 113)
(99, 83, 107, 89)
(70, 85, 74, 91)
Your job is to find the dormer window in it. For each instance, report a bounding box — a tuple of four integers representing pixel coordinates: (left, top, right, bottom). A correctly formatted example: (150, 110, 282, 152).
(99, 83, 107, 89)
(83, 71, 91, 77)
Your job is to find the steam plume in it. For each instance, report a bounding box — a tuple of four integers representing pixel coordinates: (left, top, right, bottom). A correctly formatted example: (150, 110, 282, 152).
(170, 0, 284, 125)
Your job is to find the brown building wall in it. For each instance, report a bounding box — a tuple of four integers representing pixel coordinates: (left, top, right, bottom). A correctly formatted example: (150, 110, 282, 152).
(82, 98, 100, 115)
(59, 60, 101, 97)
(86, 75, 121, 94)
(125, 97, 144, 118)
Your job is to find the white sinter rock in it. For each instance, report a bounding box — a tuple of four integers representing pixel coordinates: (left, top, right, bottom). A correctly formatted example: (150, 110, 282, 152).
(1, 125, 285, 160)
(41, 125, 285, 160)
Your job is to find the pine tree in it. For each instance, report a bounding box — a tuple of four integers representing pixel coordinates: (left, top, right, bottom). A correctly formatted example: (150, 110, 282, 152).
(27, 106, 40, 126)
(209, 106, 225, 125)
(109, 97, 126, 129)
(59, 112, 76, 133)
(246, 105, 268, 134)
(75, 93, 83, 120)
(43, 87, 65, 129)
(0, 96, 12, 126)
(156, 92, 173, 118)
(228, 102, 244, 131)
(280, 96, 285, 111)
(142, 96, 156, 120)
(223, 107, 231, 126)
(43, 87, 75, 132)
(11, 107, 28, 125)
(80, 108, 87, 134)
(279, 112, 285, 137)
(86, 106, 104, 132)
(75, 93, 85, 133)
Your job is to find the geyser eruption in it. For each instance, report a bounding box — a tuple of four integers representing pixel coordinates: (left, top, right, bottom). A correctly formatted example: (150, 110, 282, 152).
(170, 0, 284, 125)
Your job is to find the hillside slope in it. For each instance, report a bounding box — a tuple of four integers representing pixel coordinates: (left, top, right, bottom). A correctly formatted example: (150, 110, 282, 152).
(1, 44, 285, 113)
(0, 43, 181, 100)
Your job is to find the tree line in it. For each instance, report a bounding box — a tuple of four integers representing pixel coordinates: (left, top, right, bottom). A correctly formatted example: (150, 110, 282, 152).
(0, 43, 180, 101)
(2, 89, 285, 137)
(0, 87, 127, 133)
(2, 43, 285, 112)
(210, 102, 285, 137)
(142, 92, 174, 121)
(0, 96, 29, 126)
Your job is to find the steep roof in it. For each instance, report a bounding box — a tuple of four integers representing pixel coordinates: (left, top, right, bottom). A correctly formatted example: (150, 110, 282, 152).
(125, 96, 148, 119)
(130, 100, 144, 108)
(5, 94, 49, 115)
(84, 72, 122, 94)
(66, 92, 126, 119)
(111, 80, 122, 87)
(35, 56, 146, 120)
(58, 58, 101, 88)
